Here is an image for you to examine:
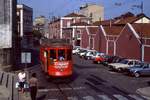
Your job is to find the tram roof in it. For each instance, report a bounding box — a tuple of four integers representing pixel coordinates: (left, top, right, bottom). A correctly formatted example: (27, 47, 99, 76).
(40, 38, 72, 47)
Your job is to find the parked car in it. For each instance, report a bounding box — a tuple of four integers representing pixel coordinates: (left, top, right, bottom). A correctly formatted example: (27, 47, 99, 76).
(84, 50, 97, 60)
(93, 55, 106, 64)
(102, 56, 125, 66)
(107, 56, 121, 63)
(78, 49, 88, 58)
(72, 46, 80, 55)
(91, 52, 105, 60)
(108, 59, 141, 72)
(126, 63, 150, 77)
(76, 48, 86, 55)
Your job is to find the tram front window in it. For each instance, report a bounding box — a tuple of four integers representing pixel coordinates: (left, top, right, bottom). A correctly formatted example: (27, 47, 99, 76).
(50, 49, 56, 61)
(58, 49, 65, 61)
(67, 49, 72, 60)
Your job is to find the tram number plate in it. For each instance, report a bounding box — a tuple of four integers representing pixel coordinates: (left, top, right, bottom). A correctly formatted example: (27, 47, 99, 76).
(54, 62, 69, 69)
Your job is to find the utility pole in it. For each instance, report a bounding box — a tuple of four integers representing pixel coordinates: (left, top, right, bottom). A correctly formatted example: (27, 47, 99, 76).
(141, 1, 143, 14)
(141, 1, 144, 62)
(116, 1, 144, 61)
(132, 1, 144, 61)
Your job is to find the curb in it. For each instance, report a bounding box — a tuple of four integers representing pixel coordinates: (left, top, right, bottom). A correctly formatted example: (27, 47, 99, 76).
(136, 88, 150, 100)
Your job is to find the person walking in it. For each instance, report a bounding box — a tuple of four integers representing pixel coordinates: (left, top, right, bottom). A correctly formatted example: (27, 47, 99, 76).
(29, 73, 38, 100)
(18, 69, 26, 93)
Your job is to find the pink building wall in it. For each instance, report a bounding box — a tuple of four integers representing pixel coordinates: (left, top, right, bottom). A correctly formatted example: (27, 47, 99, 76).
(116, 25, 141, 60)
(108, 41, 114, 56)
(94, 29, 101, 51)
(144, 46, 150, 62)
(81, 28, 89, 48)
(99, 28, 107, 53)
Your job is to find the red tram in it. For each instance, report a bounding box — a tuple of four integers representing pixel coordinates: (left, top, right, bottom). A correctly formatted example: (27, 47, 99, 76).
(40, 39, 73, 77)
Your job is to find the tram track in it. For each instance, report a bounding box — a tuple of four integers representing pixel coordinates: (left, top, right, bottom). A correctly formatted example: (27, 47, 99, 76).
(56, 83, 68, 100)
(53, 78, 83, 100)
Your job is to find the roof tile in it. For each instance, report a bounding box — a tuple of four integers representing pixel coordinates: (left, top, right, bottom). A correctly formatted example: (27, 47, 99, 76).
(132, 23, 150, 38)
(64, 13, 86, 17)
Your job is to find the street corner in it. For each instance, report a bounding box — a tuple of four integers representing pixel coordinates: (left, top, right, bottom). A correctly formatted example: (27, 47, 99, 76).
(136, 87, 150, 100)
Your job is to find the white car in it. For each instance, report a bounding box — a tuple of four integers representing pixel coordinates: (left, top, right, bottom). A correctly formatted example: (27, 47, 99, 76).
(79, 49, 88, 57)
(72, 46, 80, 54)
(91, 52, 105, 60)
(108, 59, 141, 72)
(84, 50, 97, 60)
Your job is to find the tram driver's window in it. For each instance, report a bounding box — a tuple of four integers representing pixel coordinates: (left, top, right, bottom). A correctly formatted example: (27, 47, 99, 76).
(50, 49, 56, 60)
(67, 49, 72, 60)
(58, 49, 65, 61)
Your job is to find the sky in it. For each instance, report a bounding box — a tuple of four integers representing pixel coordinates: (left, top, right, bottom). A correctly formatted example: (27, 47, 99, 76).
(18, 0, 150, 20)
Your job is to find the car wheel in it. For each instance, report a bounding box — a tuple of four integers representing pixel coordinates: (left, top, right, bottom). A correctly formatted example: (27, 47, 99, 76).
(118, 68, 122, 72)
(134, 72, 140, 78)
(97, 61, 101, 64)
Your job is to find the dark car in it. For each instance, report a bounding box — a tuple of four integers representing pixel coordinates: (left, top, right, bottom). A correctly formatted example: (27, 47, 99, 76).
(104, 56, 125, 66)
(126, 63, 150, 77)
(100, 55, 112, 66)
(106, 56, 117, 63)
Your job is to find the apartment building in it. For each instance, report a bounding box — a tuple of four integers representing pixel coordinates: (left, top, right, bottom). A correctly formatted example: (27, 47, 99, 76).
(17, 4, 33, 48)
(79, 4, 104, 22)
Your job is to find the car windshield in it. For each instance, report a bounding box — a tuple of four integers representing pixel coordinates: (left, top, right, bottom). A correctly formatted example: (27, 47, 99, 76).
(86, 52, 91, 54)
(133, 65, 143, 68)
(119, 60, 128, 64)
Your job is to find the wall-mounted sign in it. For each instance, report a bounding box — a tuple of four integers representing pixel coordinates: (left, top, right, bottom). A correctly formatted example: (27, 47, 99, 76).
(21, 52, 31, 63)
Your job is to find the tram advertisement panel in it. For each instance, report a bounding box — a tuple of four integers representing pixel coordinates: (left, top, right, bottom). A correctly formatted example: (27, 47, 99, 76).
(54, 62, 69, 69)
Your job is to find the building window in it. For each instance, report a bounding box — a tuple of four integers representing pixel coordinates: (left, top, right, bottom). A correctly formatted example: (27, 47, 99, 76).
(76, 29, 81, 34)
(77, 34, 81, 39)
(90, 37, 94, 49)
(67, 21, 70, 27)
(90, 13, 93, 18)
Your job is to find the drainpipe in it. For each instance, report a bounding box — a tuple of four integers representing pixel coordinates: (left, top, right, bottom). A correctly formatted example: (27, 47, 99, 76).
(142, 45, 144, 62)
(60, 18, 63, 38)
(72, 28, 75, 47)
(114, 41, 116, 56)
(106, 41, 108, 55)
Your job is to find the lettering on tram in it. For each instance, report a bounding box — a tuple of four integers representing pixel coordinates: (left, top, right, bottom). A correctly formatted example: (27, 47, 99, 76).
(40, 39, 73, 77)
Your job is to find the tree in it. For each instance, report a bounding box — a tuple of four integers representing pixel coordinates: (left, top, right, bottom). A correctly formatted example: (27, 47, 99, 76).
(32, 30, 42, 39)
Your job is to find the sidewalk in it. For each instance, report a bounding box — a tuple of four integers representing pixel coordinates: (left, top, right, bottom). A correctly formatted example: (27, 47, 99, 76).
(136, 87, 150, 99)
(0, 86, 9, 100)
(0, 66, 32, 100)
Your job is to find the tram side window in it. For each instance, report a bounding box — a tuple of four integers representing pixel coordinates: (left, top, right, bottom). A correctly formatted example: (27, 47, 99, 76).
(58, 49, 65, 61)
(67, 49, 72, 60)
(50, 49, 56, 60)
